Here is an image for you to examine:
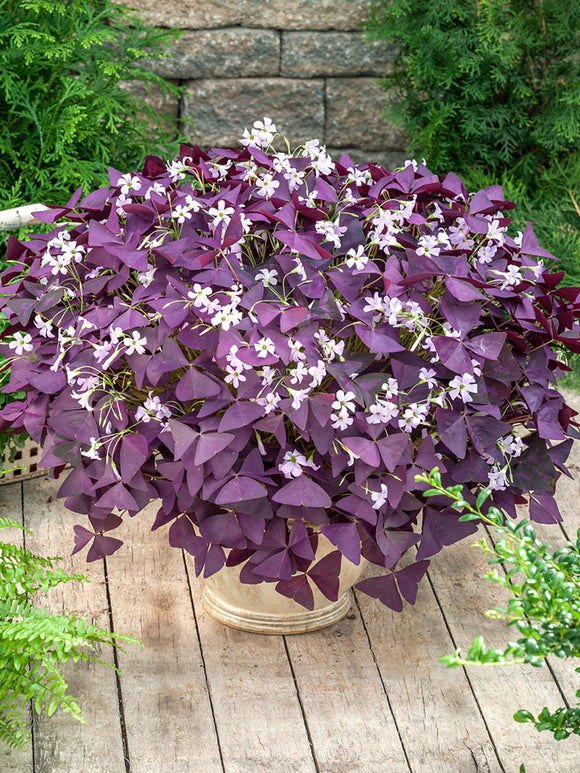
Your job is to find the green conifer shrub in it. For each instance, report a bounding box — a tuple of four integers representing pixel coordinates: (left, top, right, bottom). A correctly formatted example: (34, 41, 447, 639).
(365, 0, 580, 188)
(0, 0, 183, 224)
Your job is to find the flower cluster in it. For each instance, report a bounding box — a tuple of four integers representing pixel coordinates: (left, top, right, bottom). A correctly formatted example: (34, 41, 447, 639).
(0, 118, 579, 611)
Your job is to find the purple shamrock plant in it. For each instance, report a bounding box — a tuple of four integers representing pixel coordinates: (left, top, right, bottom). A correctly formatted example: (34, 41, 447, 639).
(0, 118, 579, 612)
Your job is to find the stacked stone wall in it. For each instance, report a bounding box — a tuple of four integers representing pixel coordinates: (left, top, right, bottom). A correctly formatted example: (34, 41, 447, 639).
(123, 0, 406, 168)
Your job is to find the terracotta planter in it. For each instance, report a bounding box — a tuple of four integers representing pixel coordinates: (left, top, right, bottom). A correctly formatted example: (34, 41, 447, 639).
(202, 534, 367, 635)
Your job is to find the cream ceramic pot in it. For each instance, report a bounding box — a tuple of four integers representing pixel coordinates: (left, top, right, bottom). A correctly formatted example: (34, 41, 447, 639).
(202, 534, 367, 635)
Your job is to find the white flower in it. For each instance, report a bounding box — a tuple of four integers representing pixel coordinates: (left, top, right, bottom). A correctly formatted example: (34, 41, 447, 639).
(172, 204, 192, 224)
(226, 345, 251, 372)
(331, 411, 354, 431)
(9, 332, 33, 356)
(310, 152, 335, 176)
(448, 373, 478, 403)
(345, 245, 368, 270)
(51, 252, 71, 275)
(188, 283, 213, 309)
(363, 292, 386, 318)
(255, 268, 278, 287)
(529, 259, 545, 280)
(321, 337, 344, 361)
(93, 340, 114, 364)
(166, 157, 192, 182)
(117, 173, 141, 195)
(398, 414, 417, 433)
(254, 336, 277, 358)
(419, 367, 438, 389)
(211, 304, 243, 331)
(382, 378, 399, 399)
(371, 483, 389, 509)
(308, 359, 327, 388)
(255, 173, 280, 199)
(138, 268, 156, 287)
(273, 152, 293, 174)
(208, 200, 235, 228)
(332, 390, 356, 414)
(416, 234, 441, 258)
(279, 449, 309, 479)
(62, 243, 85, 263)
(257, 391, 281, 415)
(498, 265, 523, 290)
(477, 244, 497, 264)
(498, 434, 524, 458)
(289, 388, 310, 410)
(144, 182, 166, 199)
(288, 361, 309, 384)
(109, 326, 124, 344)
(136, 391, 171, 422)
(302, 139, 322, 159)
(34, 314, 54, 339)
(224, 365, 246, 388)
(292, 257, 307, 281)
(259, 365, 276, 385)
(284, 167, 305, 191)
(488, 465, 508, 491)
(367, 400, 399, 424)
(123, 331, 147, 355)
(241, 117, 277, 149)
(315, 218, 347, 249)
(288, 338, 306, 362)
(71, 388, 94, 411)
(486, 219, 506, 245)
(81, 437, 102, 460)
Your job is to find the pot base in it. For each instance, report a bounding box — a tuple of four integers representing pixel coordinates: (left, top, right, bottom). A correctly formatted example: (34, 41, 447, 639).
(202, 583, 353, 635)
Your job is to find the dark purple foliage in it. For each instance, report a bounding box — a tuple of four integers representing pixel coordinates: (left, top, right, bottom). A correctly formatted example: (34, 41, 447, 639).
(0, 119, 579, 611)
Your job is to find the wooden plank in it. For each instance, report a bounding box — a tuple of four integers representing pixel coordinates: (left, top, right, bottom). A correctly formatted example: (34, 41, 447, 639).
(427, 524, 580, 770)
(105, 503, 223, 773)
(355, 565, 501, 773)
(283, 602, 412, 773)
(184, 552, 318, 773)
(0, 481, 34, 773)
(22, 476, 127, 773)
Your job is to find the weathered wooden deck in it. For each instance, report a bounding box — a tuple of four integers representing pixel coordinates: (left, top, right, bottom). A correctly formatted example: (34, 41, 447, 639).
(1, 404, 579, 773)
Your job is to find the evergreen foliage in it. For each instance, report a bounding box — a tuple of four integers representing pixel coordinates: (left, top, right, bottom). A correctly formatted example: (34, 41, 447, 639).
(0, 518, 139, 750)
(365, 0, 580, 187)
(0, 0, 183, 219)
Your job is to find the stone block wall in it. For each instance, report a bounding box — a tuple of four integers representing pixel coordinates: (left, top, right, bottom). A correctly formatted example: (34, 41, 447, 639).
(122, 0, 407, 169)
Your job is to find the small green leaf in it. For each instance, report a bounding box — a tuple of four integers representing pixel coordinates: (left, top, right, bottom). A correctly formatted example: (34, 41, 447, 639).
(513, 710, 535, 723)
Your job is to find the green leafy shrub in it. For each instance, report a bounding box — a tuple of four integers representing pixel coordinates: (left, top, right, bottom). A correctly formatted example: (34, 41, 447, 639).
(0, 517, 140, 750)
(416, 468, 580, 743)
(0, 0, 183, 252)
(365, 0, 580, 188)
(0, 0, 185, 461)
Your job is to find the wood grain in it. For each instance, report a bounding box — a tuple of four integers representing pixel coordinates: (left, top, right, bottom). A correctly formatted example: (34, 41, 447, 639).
(184, 552, 318, 773)
(284, 601, 411, 773)
(22, 476, 126, 773)
(355, 564, 501, 773)
(104, 502, 223, 773)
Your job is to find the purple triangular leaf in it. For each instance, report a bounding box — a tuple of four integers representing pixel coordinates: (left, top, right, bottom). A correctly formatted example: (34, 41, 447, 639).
(275, 575, 315, 610)
(320, 522, 361, 565)
(394, 560, 430, 605)
(272, 475, 332, 508)
(194, 432, 235, 465)
(355, 574, 403, 612)
(307, 550, 342, 601)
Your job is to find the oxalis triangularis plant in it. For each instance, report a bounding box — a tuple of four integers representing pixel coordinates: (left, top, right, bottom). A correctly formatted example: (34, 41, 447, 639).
(0, 118, 579, 612)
